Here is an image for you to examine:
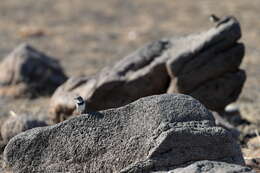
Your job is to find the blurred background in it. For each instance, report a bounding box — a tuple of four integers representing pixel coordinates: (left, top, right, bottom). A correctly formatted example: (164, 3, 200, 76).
(1, 0, 259, 119)
(0, 0, 259, 162)
(0, 0, 259, 76)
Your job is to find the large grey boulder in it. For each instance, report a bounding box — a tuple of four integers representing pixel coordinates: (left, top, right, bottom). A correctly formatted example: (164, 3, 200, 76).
(4, 94, 244, 173)
(49, 16, 245, 122)
(0, 43, 67, 98)
(162, 160, 255, 173)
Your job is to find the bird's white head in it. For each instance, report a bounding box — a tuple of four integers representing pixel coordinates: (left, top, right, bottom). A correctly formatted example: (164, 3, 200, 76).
(74, 96, 86, 114)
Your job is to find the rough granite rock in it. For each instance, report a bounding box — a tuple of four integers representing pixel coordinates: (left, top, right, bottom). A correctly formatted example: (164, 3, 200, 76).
(1, 114, 48, 143)
(49, 16, 245, 122)
(161, 160, 255, 173)
(0, 43, 67, 98)
(4, 94, 244, 173)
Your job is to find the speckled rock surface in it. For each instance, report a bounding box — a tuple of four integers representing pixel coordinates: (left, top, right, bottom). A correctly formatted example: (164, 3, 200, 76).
(4, 94, 244, 173)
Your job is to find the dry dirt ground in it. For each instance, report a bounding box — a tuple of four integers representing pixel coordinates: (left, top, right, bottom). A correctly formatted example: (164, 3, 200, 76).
(0, 0, 259, 171)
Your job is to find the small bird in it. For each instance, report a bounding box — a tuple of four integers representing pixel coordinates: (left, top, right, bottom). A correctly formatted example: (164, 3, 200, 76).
(74, 96, 86, 114)
(209, 14, 220, 23)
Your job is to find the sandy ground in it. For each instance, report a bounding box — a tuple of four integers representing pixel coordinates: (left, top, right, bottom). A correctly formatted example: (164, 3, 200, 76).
(0, 0, 259, 171)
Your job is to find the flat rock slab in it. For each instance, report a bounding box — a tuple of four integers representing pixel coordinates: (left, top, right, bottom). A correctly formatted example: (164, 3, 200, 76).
(4, 94, 244, 173)
(49, 16, 245, 122)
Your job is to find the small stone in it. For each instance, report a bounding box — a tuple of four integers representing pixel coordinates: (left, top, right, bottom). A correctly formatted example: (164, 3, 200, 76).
(245, 158, 260, 171)
(225, 103, 240, 114)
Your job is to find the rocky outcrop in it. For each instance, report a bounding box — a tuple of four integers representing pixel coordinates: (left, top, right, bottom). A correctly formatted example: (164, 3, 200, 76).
(49, 16, 245, 122)
(0, 43, 67, 98)
(4, 94, 244, 173)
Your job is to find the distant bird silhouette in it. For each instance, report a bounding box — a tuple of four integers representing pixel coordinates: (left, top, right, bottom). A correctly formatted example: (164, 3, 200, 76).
(74, 96, 86, 114)
(209, 14, 220, 23)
